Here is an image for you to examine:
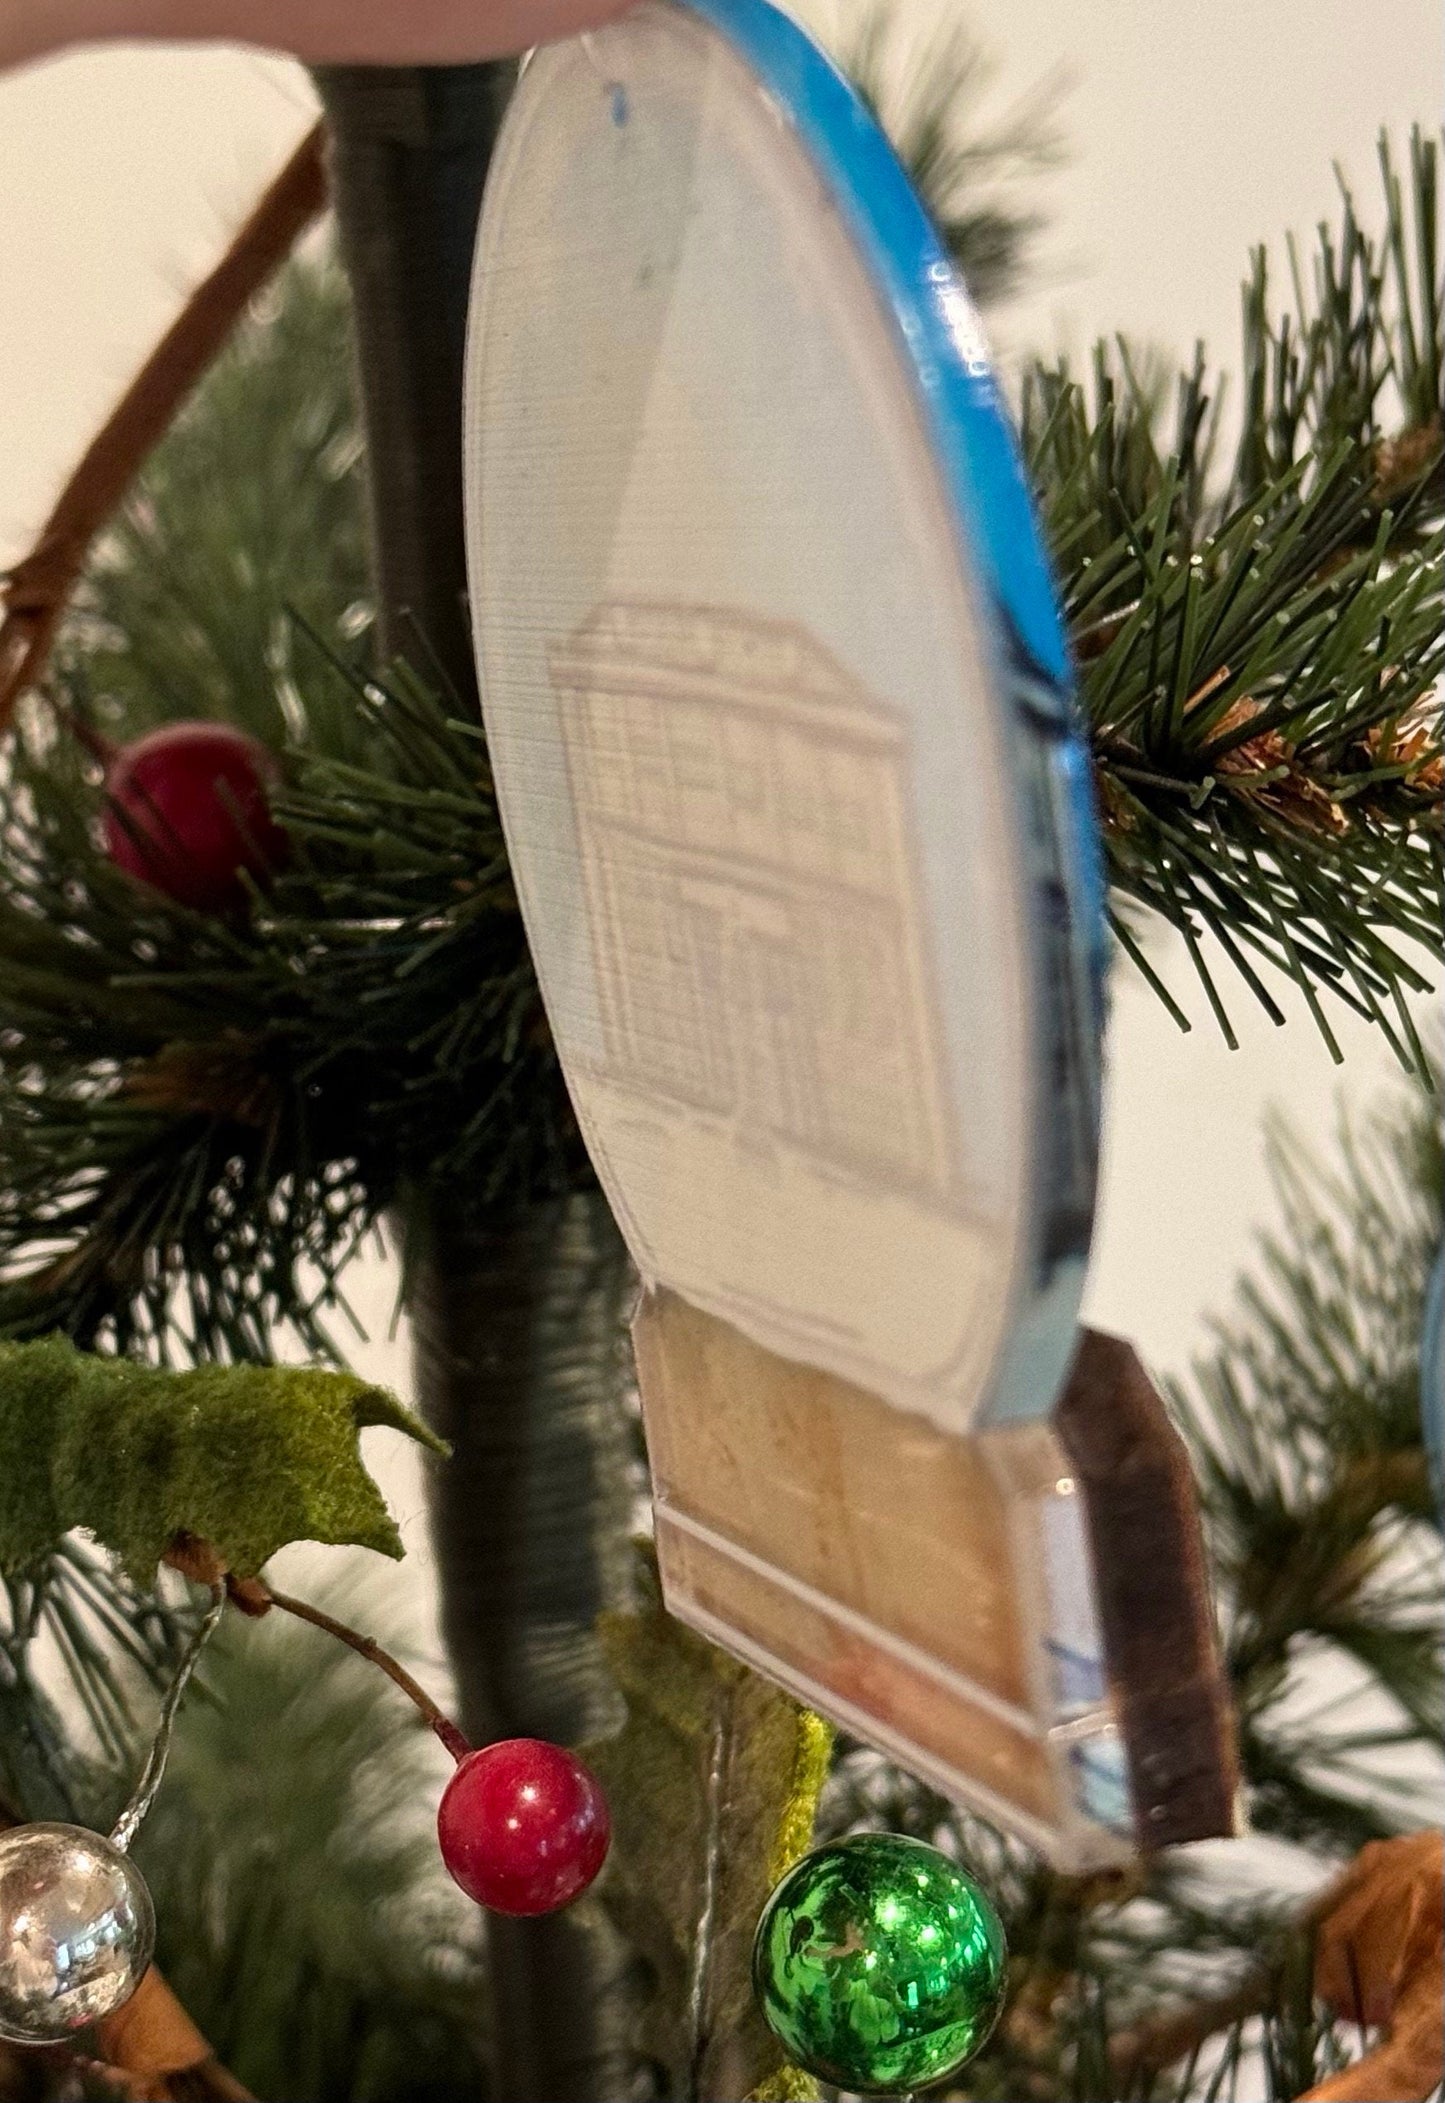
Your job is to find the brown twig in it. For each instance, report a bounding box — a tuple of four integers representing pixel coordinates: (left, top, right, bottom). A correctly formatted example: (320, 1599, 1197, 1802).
(1107, 1833, 1445, 2095)
(1106, 1970, 1276, 2088)
(238, 1576, 471, 1763)
(0, 122, 328, 732)
(177, 1544, 470, 1763)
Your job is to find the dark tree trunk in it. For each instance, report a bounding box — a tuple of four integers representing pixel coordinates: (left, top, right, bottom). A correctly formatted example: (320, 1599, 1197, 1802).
(409, 1198, 634, 1752)
(312, 62, 513, 708)
(408, 1196, 641, 2102)
(315, 70, 643, 2100)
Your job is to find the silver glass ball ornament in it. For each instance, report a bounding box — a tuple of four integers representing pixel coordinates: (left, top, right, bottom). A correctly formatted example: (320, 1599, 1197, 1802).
(0, 1822, 155, 2043)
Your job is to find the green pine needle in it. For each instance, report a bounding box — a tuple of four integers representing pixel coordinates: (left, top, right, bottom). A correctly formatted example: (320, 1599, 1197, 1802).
(842, 4, 1066, 308)
(1024, 127, 1444, 1066)
(1, 1541, 187, 1821)
(1170, 1083, 1443, 1852)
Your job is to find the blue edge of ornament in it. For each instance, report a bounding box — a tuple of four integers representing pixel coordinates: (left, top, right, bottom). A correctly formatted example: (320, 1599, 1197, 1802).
(684, 0, 1108, 1427)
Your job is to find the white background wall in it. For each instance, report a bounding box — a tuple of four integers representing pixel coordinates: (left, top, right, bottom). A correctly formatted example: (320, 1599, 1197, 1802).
(0, 5, 1439, 1650)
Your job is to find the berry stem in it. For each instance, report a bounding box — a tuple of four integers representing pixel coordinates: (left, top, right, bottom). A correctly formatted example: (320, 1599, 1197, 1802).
(243, 1578, 471, 1762)
(110, 1581, 226, 1852)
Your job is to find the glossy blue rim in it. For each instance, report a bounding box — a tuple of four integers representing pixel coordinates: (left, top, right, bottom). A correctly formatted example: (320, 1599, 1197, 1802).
(681, 0, 1106, 1424)
(685, 0, 1068, 685)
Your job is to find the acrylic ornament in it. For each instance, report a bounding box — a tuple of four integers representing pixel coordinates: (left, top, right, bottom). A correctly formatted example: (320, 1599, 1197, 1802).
(462, 0, 1235, 1864)
(752, 1834, 1007, 2094)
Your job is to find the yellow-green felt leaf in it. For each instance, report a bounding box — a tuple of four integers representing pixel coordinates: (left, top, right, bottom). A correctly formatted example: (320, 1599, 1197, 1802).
(0, 1334, 444, 1581)
(582, 1552, 828, 2103)
(747, 2065, 825, 2101)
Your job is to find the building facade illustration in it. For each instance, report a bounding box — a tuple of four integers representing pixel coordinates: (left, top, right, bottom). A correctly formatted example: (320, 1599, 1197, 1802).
(550, 602, 957, 1197)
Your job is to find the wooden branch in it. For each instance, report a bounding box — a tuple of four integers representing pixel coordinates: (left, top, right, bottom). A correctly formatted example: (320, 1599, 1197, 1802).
(0, 121, 328, 731)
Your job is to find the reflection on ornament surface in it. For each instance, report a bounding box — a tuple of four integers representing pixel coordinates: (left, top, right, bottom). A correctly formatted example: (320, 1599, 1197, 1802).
(0, 1822, 155, 2043)
(753, 1832, 1007, 2093)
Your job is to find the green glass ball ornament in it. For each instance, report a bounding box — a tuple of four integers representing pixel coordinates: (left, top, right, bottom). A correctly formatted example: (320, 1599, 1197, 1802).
(752, 1834, 1007, 2094)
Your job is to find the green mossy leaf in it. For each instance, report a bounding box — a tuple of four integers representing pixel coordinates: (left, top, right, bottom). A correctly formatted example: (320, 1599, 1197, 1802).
(581, 1553, 829, 2103)
(0, 1334, 444, 1581)
(746, 2066, 824, 2102)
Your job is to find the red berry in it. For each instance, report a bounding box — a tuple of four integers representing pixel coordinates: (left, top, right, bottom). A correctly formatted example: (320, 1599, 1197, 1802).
(103, 722, 287, 915)
(437, 1739, 610, 1917)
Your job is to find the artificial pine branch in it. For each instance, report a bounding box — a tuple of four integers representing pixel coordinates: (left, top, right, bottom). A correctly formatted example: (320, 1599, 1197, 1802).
(1, 1543, 187, 1825)
(0, 652, 577, 1360)
(1022, 130, 1443, 1067)
(841, 4, 1065, 308)
(54, 254, 374, 766)
(1169, 1083, 1443, 1850)
(0, 129, 329, 732)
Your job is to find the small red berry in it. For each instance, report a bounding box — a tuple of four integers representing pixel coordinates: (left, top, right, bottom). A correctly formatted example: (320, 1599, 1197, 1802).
(103, 722, 287, 915)
(437, 1738, 610, 1917)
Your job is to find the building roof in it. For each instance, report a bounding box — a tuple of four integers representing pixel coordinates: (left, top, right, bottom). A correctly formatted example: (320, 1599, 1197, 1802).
(550, 601, 904, 752)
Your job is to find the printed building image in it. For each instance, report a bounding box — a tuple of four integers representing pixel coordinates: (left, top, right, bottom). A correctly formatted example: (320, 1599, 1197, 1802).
(550, 602, 958, 1197)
